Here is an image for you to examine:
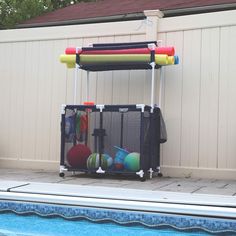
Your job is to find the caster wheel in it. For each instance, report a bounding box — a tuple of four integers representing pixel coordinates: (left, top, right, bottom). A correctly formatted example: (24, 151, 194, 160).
(157, 173, 163, 177)
(59, 172, 65, 178)
(140, 172, 147, 182)
(140, 176, 146, 182)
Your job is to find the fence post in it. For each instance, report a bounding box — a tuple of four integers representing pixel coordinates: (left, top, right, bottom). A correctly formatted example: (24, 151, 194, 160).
(144, 10, 163, 40)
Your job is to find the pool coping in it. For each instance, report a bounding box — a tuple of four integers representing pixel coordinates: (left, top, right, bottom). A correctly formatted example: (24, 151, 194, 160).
(0, 181, 235, 234)
(0, 181, 235, 219)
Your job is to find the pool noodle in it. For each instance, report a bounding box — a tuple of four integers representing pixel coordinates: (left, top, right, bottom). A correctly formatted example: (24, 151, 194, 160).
(80, 64, 162, 71)
(174, 55, 179, 65)
(82, 48, 152, 55)
(167, 56, 175, 65)
(66, 47, 82, 55)
(60, 54, 170, 66)
(60, 54, 76, 63)
(80, 54, 151, 63)
(156, 47, 175, 56)
(67, 63, 76, 68)
(92, 41, 157, 47)
(65, 47, 175, 56)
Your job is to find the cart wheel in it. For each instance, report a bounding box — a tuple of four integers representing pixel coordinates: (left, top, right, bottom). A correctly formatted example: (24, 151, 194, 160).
(157, 172, 163, 177)
(59, 172, 65, 178)
(140, 176, 146, 182)
(140, 172, 147, 182)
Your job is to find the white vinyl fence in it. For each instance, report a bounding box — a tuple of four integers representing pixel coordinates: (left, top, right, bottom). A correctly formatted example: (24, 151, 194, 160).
(0, 9, 235, 179)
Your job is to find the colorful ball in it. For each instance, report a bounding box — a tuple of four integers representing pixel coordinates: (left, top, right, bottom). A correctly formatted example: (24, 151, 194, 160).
(67, 144, 91, 169)
(65, 116, 75, 142)
(87, 153, 113, 170)
(114, 146, 129, 170)
(124, 152, 140, 172)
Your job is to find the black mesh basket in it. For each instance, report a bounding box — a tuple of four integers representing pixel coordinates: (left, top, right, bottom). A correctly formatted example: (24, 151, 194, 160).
(60, 104, 163, 180)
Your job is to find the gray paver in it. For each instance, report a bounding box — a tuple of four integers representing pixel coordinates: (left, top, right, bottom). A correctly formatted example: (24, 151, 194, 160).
(194, 186, 236, 195)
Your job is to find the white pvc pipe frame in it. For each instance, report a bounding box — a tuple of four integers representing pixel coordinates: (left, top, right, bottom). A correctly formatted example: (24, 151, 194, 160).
(73, 47, 90, 105)
(73, 44, 163, 108)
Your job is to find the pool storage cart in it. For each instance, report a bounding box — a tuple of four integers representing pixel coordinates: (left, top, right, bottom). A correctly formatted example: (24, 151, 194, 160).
(59, 41, 178, 180)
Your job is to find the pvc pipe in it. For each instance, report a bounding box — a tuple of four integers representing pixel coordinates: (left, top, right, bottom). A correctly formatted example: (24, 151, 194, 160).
(159, 67, 164, 109)
(74, 66, 78, 105)
(150, 62, 155, 108)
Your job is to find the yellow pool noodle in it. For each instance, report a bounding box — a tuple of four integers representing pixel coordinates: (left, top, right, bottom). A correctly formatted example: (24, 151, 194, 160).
(60, 54, 76, 64)
(60, 54, 170, 66)
(167, 56, 175, 65)
(67, 63, 76, 68)
(155, 55, 168, 65)
(80, 54, 150, 63)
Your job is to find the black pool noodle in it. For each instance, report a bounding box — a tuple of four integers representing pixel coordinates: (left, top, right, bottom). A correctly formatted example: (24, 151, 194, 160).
(82, 43, 156, 51)
(92, 41, 157, 47)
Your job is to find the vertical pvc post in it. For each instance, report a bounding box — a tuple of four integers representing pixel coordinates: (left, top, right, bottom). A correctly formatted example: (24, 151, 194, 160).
(74, 47, 80, 105)
(74, 66, 78, 105)
(159, 67, 164, 109)
(151, 63, 155, 109)
(148, 43, 156, 179)
(157, 40, 163, 109)
(149, 43, 156, 109)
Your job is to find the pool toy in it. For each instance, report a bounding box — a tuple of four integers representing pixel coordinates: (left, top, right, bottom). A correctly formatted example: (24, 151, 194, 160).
(65, 47, 175, 56)
(87, 153, 113, 170)
(76, 112, 88, 143)
(67, 144, 91, 169)
(124, 152, 140, 172)
(114, 146, 129, 170)
(60, 54, 174, 67)
(65, 115, 75, 142)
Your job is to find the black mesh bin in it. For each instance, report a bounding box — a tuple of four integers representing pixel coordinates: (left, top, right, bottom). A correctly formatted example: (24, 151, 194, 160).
(60, 104, 162, 180)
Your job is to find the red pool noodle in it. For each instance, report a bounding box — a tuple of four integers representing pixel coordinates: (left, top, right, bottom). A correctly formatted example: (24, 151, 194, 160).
(65, 47, 175, 56)
(81, 48, 151, 55)
(65, 47, 82, 54)
(156, 47, 175, 56)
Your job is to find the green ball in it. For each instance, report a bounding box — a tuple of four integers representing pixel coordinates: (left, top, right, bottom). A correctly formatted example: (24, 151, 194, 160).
(124, 152, 140, 172)
(87, 153, 113, 170)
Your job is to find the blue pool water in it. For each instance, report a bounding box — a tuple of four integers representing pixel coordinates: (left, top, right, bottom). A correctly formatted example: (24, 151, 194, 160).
(0, 212, 212, 236)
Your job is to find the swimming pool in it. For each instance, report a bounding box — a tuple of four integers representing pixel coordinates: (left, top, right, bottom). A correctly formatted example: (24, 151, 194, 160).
(0, 200, 235, 235)
(0, 212, 214, 236)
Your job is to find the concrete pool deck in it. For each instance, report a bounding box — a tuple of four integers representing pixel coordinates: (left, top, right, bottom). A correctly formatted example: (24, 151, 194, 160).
(0, 168, 235, 196)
